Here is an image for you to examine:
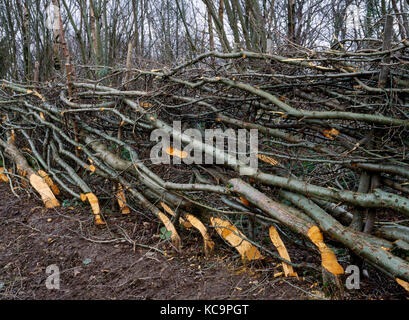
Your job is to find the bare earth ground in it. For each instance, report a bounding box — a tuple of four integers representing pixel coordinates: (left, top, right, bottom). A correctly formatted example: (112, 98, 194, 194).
(0, 183, 407, 300)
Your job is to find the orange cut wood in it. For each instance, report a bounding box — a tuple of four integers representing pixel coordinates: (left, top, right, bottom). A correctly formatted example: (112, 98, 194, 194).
(323, 128, 339, 139)
(185, 214, 214, 256)
(17, 166, 28, 188)
(80, 193, 87, 202)
(38, 170, 60, 195)
(0, 167, 9, 182)
(258, 154, 279, 166)
(140, 102, 152, 108)
(159, 202, 191, 227)
(157, 211, 181, 251)
(159, 202, 214, 255)
(9, 130, 15, 144)
(396, 278, 409, 293)
(307, 226, 344, 275)
(116, 184, 130, 214)
(211, 217, 263, 261)
(239, 196, 250, 206)
(31, 89, 46, 101)
(29, 173, 60, 208)
(80, 193, 105, 225)
(269, 226, 298, 278)
(165, 147, 188, 159)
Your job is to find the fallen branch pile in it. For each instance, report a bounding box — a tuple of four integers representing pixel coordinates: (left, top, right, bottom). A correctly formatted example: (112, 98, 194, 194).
(1, 40, 409, 291)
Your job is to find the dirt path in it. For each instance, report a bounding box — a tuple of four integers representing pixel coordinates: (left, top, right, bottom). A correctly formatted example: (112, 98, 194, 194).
(0, 183, 406, 300)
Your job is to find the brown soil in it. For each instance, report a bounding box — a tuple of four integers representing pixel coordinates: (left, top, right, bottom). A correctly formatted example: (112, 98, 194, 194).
(0, 183, 407, 300)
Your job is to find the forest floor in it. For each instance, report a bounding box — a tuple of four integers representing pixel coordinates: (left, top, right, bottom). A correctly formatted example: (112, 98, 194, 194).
(0, 183, 407, 300)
